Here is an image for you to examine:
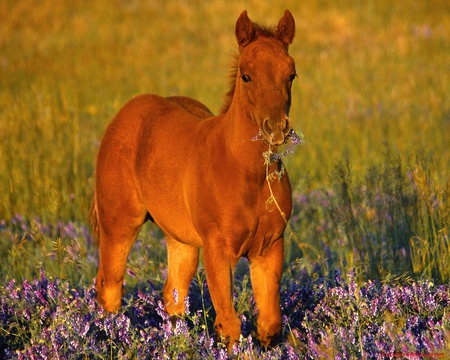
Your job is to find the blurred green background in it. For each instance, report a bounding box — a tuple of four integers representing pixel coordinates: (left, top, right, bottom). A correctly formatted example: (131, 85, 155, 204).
(1, 0, 449, 223)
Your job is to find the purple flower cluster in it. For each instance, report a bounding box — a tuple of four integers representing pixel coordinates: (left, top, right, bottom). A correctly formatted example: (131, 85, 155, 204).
(0, 268, 238, 359)
(1, 270, 448, 359)
(294, 271, 449, 359)
(286, 128, 303, 145)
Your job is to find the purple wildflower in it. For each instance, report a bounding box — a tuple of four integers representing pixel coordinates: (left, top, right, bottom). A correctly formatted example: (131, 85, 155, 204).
(1, 267, 449, 358)
(173, 288, 179, 306)
(287, 128, 304, 145)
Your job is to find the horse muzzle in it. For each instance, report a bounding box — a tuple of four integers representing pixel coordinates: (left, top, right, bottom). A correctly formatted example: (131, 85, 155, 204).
(262, 117, 291, 146)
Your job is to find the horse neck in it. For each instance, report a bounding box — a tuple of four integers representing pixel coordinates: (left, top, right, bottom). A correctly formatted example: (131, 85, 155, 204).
(218, 101, 273, 182)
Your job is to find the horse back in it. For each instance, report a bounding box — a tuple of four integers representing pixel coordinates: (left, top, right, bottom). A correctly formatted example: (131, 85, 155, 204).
(166, 96, 213, 119)
(94, 94, 212, 233)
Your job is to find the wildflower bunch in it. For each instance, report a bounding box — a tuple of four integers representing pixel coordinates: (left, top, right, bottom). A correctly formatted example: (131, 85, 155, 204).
(1, 269, 448, 359)
(253, 128, 304, 181)
(296, 271, 449, 359)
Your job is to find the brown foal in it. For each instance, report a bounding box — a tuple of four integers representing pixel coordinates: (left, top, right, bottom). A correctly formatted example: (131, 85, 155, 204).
(91, 9, 296, 349)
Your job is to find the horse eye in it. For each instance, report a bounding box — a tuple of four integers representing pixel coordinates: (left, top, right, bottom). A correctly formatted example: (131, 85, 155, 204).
(289, 73, 297, 82)
(242, 75, 251, 83)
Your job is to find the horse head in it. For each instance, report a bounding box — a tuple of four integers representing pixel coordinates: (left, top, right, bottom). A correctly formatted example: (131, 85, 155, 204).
(235, 10, 296, 146)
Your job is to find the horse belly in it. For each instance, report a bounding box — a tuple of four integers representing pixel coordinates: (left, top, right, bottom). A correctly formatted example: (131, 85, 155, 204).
(149, 200, 203, 248)
(133, 100, 205, 248)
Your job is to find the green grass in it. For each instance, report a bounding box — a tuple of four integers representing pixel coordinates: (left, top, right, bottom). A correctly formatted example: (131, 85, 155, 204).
(0, 0, 449, 284)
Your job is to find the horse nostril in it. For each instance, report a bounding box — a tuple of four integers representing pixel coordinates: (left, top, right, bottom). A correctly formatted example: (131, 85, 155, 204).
(263, 118, 272, 135)
(283, 117, 291, 134)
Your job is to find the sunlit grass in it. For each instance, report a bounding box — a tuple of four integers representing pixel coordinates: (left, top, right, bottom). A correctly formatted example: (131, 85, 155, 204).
(1, 0, 449, 222)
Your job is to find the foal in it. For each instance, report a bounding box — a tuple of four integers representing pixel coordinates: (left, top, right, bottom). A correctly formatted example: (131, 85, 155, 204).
(91, 10, 296, 348)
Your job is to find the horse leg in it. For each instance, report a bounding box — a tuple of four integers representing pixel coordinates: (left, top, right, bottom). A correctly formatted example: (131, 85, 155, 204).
(163, 236, 199, 316)
(249, 238, 284, 347)
(203, 244, 241, 349)
(96, 202, 146, 312)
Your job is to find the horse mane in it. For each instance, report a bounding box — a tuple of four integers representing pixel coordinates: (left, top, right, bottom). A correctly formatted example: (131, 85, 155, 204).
(219, 23, 277, 114)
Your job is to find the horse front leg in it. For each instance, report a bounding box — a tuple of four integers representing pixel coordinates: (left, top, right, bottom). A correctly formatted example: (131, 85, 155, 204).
(249, 238, 284, 347)
(202, 243, 241, 349)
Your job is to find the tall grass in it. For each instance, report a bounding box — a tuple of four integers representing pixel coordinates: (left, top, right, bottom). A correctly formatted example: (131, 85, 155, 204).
(1, 147, 448, 286)
(287, 146, 449, 283)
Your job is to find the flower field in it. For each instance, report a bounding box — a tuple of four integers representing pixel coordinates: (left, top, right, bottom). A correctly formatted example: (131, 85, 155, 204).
(1, 264, 449, 359)
(1, 195, 449, 358)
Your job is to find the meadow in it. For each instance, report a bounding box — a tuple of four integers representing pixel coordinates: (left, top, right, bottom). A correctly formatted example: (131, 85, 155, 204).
(0, 0, 449, 358)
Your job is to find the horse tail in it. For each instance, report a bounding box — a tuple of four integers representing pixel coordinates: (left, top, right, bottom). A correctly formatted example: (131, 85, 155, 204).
(89, 192, 100, 246)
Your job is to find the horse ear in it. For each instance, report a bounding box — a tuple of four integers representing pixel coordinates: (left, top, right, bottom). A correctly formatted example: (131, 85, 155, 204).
(276, 10, 295, 48)
(235, 10, 255, 50)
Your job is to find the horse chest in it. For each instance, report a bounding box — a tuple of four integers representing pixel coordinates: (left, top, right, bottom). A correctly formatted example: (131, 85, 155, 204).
(195, 174, 291, 256)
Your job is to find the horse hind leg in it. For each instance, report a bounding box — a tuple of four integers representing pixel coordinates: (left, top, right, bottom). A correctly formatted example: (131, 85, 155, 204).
(163, 236, 199, 316)
(95, 200, 147, 312)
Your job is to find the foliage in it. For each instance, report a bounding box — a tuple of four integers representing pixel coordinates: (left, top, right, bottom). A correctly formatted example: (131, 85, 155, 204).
(287, 146, 449, 283)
